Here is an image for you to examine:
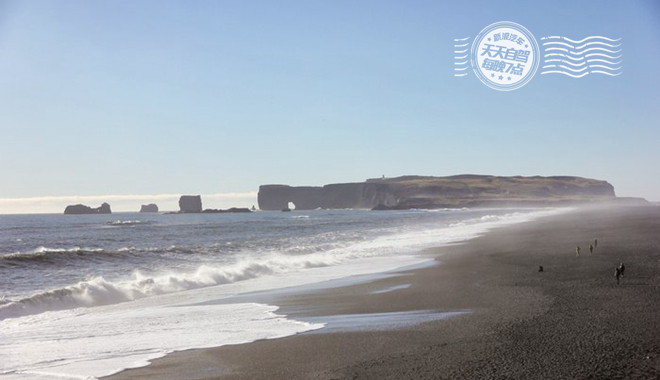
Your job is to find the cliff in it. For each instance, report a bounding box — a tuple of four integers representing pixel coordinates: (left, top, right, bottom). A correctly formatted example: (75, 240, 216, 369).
(258, 175, 617, 211)
(139, 204, 159, 213)
(64, 202, 112, 215)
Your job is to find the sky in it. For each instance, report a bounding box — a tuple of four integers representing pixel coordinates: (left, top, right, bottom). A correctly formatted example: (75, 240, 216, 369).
(0, 0, 659, 213)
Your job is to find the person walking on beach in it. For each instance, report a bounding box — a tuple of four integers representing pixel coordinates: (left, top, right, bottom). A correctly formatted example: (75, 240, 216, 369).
(589, 244, 594, 254)
(615, 266, 622, 284)
(619, 262, 625, 277)
(594, 238, 598, 248)
(576, 245, 581, 257)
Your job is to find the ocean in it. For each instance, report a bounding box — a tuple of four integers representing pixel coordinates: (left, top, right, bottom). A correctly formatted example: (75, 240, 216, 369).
(0, 208, 563, 379)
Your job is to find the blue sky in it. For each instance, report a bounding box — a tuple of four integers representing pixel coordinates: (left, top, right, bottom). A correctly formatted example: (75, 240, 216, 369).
(0, 0, 659, 212)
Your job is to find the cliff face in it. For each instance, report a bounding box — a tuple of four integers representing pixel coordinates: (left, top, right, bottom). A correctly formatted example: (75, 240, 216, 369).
(258, 175, 617, 211)
(64, 203, 112, 214)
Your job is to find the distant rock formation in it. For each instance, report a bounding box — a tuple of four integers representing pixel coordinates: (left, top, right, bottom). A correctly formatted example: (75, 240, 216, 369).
(175, 195, 250, 213)
(179, 195, 202, 213)
(258, 175, 619, 211)
(139, 204, 159, 213)
(64, 203, 112, 215)
(202, 207, 252, 213)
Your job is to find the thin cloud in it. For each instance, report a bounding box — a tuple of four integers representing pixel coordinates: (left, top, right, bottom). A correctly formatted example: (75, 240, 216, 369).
(0, 192, 258, 214)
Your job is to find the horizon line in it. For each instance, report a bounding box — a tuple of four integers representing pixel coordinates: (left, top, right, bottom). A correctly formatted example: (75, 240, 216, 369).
(0, 192, 258, 215)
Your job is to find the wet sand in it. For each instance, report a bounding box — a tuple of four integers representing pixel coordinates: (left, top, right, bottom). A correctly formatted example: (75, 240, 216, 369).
(109, 205, 660, 380)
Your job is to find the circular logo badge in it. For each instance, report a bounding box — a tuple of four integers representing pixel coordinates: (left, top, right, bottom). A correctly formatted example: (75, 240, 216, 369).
(471, 21, 539, 91)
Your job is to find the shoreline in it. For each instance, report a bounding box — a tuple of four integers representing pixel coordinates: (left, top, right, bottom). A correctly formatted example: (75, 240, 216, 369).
(109, 204, 660, 380)
(3, 207, 563, 380)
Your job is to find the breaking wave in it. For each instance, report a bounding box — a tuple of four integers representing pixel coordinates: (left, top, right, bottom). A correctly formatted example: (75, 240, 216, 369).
(0, 208, 567, 320)
(106, 220, 152, 226)
(0, 244, 201, 267)
(0, 247, 110, 267)
(0, 253, 336, 320)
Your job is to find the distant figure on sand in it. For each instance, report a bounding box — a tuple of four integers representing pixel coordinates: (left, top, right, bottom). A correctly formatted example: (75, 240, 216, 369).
(594, 238, 598, 248)
(619, 262, 625, 277)
(576, 245, 581, 257)
(538, 265, 544, 272)
(615, 266, 622, 284)
(589, 244, 594, 254)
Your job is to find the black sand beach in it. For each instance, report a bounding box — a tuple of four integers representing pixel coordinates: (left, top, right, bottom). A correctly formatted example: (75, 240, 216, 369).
(110, 205, 660, 380)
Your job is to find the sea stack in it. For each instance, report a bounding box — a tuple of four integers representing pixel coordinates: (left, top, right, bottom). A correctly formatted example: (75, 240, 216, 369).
(139, 204, 159, 213)
(178, 195, 202, 213)
(64, 203, 112, 215)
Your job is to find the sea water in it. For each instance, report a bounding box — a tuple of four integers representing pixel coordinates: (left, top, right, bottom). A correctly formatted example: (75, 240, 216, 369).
(0, 208, 565, 379)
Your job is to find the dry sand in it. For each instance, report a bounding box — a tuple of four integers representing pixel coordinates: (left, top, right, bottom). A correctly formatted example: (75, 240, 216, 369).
(109, 205, 660, 380)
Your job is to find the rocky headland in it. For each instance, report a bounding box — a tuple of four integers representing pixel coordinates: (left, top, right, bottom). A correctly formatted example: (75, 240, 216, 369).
(258, 175, 644, 211)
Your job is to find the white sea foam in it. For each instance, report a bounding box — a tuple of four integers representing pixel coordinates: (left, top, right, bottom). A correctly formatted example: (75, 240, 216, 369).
(1, 247, 106, 261)
(0, 303, 322, 380)
(106, 220, 149, 226)
(0, 207, 569, 379)
(32, 246, 104, 254)
(0, 208, 567, 320)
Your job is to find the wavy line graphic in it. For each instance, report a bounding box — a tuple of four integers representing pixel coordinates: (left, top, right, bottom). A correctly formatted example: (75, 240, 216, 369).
(541, 35, 623, 79)
(578, 47, 621, 54)
(542, 37, 622, 59)
(558, 65, 588, 73)
(544, 59, 586, 67)
(586, 53, 621, 59)
(546, 48, 622, 56)
(589, 65, 622, 70)
(541, 36, 621, 44)
(453, 37, 471, 77)
(592, 71, 621, 76)
(544, 53, 584, 61)
(544, 59, 620, 65)
(576, 42, 621, 49)
(541, 71, 589, 78)
(587, 59, 622, 64)
(542, 42, 574, 48)
(543, 41, 621, 50)
(541, 66, 623, 77)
